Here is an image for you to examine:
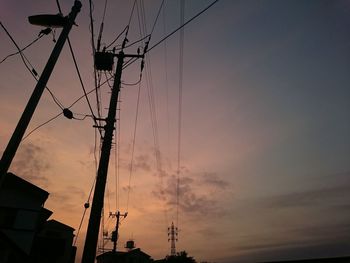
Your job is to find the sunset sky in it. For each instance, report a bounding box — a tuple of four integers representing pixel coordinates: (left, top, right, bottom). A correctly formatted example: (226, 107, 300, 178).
(1, 0, 350, 262)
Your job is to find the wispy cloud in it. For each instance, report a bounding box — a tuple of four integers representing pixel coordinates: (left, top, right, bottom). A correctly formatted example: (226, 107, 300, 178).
(152, 170, 230, 218)
(50, 186, 86, 212)
(227, 176, 350, 262)
(200, 172, 229, 190)
(229, 238, 350, 263)
(258, 183, 350, 210)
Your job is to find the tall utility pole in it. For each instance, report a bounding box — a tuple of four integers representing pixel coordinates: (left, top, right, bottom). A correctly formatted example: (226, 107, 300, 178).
(81, 50, 143, 263)
(0, 1, 82, 184)
(110, 211, 127, 252)
(168, 222, 178, 256)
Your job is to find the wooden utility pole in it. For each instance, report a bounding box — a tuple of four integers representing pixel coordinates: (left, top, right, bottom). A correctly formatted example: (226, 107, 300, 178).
(0, 0, 82, 184)
(81, 51, 143, 263)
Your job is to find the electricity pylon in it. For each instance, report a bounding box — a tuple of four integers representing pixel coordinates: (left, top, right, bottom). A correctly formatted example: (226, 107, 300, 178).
(168, 222, 178, 256)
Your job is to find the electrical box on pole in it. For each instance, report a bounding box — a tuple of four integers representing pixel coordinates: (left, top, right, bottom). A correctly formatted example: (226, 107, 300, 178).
(95, 51, 114, 71)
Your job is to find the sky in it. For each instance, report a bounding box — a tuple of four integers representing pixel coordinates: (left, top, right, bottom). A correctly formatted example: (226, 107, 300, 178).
(1, 0, 350, 262)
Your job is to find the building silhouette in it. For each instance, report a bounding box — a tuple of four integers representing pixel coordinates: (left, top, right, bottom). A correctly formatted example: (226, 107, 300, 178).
(0, 172, 76, 263)
(96, 247, 152, 263)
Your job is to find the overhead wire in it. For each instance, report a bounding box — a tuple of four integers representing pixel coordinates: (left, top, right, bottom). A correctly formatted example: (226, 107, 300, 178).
(115, 0, 149, 214)
(22, 112, 62, 141)
(0, 21, 64, 110)
(125, 77, 142, 212)
(115, 104, 121, 211)
(159, 0, 171, 231)
(127, 0, 138, 29)
(115, 34, 150, 51)
(151, 0, 165, 35)
(149, 0, 219, 53)
(105, 26, 128, 49)
(144, 0, 164, 182)
(22, 85, 104, 141)
(74, 174, 97, 246)
(0, 34, 45, 64)
(122, 76, 142, 86)
(66, 37, 103, 136)
(139, 0, 165, 184)
(87, 0, 104, 131)
(123, 0, 165, 213)
(121, 0, 220, 71)
(176, 0, 185, 230)
(15, 0, 220, 147)
(162, 4, 170, 153)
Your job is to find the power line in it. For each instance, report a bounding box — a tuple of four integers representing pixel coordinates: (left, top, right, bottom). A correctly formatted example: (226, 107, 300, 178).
(114, 113, 120, 211)
(126, 77, 142, 212)
(148, 0, 219, 53)
(0, 21, 64, 110)
(150, 0, 165, 36)
(102, 0, 108, 22)
(22, 112, 62, 141)
(162, 2, 170, 165)
(116, 34, 150, 51)
(105, 26, 128, 49)
(66, 37, 103, 136)
(86, 0, 104, 129)
(74, 174, 97, 246)
(22, 75, 113, 141)
(0, 34, 45, 64)
(121, 74, 142, 86)
(176, 0, 185, 231)
(128, 0, 138, 28)
(137, 0, 162, 176)
(121, 0, 219, 71)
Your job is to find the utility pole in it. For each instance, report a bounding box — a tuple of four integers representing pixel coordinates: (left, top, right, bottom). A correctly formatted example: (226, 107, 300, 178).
(110, 211, 127, 253)
(0, 1, 82, 185)
(81, 50, 143, 263)
(168, 222, 178, 256)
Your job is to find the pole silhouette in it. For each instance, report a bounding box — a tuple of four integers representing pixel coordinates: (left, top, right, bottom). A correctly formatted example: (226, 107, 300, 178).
(81, 51, 142, 263)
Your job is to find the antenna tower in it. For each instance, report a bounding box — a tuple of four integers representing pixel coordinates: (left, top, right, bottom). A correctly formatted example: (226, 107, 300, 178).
(168, 222, 178, 256)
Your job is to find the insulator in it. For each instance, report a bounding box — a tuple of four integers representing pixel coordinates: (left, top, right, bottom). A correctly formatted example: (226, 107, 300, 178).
(63, 108, 74, 119)
(39, 27, 52, 36)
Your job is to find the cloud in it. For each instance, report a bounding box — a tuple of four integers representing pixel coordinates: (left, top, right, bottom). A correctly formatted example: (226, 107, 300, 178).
(200, 172, 229, 190)
(117, 152, 154, 174)
(152, 171, 230, 218)
(50, 186, 86, 212)
(226, 179, 350, 263)
(228, 239, 350, 263)
(133, 154, 152, 172)
(10, 142, 51, 186)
